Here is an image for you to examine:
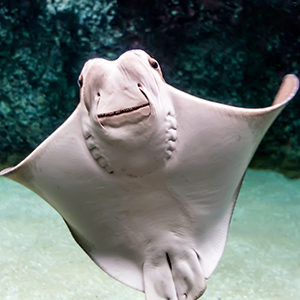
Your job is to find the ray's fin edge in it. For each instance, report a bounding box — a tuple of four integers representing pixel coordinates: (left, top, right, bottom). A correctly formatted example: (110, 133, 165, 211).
(271, 74, 299, 107)
(63, 219, 145, 293)
(0, 166, 15, 176)
(0, 105, 82, 184)
(0, 164, 26, 184)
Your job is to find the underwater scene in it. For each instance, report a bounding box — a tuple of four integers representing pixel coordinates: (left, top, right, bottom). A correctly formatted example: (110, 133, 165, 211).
(1, 170, 300, 299)
(0, 1, 300, 299)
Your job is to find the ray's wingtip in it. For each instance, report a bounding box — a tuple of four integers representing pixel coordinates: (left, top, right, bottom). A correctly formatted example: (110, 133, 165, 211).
(272, 74, 299, 107)
(284, 73, 299, 91)
(0, 167, 14, 176)
(285, 73, 299, 95)
(285, 73, 299, 81)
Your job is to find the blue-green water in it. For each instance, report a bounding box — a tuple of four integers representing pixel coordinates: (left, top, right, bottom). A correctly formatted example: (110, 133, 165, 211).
(0, 170, 299, 299)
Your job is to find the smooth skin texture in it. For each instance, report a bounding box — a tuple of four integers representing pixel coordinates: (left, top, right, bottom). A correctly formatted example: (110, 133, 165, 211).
(1, 50, 298, 300)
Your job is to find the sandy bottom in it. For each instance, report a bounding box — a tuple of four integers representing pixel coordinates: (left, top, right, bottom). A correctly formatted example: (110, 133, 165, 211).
(0, 170, 299, 300)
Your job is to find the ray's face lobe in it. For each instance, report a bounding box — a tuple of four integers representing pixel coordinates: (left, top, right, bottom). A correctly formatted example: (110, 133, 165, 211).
(79, 50, 164, 130)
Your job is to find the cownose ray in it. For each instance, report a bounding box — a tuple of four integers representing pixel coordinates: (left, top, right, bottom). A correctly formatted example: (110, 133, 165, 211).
(0, 49, 299, 300)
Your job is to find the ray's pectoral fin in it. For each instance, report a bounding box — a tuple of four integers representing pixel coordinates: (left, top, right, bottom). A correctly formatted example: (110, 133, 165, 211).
(143, 244, 206, 300)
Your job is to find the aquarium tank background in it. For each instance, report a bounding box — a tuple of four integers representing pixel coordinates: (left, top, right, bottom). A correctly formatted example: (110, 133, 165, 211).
(0, 0, 299, 300)
(0, 0, 300, 177)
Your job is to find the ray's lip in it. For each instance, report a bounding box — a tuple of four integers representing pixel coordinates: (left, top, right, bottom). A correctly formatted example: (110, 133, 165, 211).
(97, 83, 150, 119)
(97, 102, 150, 118)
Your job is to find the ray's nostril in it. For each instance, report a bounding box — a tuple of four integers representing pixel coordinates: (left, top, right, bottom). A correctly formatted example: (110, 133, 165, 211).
(97, 92, 100, 97)
(166, 252, 172, 270)
(138, 83, 149, 101)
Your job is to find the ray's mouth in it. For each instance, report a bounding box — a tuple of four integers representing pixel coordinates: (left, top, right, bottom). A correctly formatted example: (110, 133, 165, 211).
(97, 102, 149, 118)
(97, 83, 151, 127)
(97, 83, 150, 119)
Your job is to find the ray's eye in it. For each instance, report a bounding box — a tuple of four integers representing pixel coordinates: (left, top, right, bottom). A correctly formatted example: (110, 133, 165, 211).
(77, 75, 83, 88)
(151, 61, 159, 69)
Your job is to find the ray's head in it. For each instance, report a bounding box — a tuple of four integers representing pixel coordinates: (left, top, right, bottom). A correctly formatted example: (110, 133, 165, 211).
(77, 50, 166, 134)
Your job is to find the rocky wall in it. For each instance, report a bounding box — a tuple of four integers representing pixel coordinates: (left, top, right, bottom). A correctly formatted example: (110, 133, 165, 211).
(0, 0, 299, 177)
